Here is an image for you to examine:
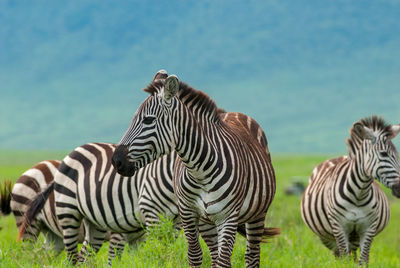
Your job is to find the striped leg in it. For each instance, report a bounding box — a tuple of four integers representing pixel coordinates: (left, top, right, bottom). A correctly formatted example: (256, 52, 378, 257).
(181, 209, 202, 267)
(198, 221, 218, 267)
(108, 233, 126, 266)
(244, 217, 265, 268)
(216, 217, 238, 268)
(78, 220, 106, 263)
(358, 224, 377, 265)
(328, 212, 350, 257)
(58, 214, 82, 264)
(56, 198, 82, 264)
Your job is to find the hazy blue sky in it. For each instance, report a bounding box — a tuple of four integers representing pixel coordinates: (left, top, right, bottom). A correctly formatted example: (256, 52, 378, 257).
(1, 0, 400, 152)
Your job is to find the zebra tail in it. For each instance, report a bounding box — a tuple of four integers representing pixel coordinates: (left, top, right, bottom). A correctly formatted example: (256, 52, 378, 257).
(261, 227, 281, 243)
(17, 181, 54, 241)
(237, 225, 281, 243)
(0, 180, 13, 215)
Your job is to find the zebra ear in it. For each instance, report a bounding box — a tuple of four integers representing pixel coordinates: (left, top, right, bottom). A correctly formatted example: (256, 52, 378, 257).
(354, 123, 376, 143)
(153, 69, 168, 81)
(163, 75, 179, 102)
(390, 125, 400, 139)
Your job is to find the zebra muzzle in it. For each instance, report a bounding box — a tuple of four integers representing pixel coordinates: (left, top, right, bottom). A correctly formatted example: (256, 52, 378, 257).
(112, 145, 137, 177)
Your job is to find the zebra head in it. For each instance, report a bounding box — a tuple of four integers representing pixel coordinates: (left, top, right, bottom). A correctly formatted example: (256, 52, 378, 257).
(112, 70, 180, 176)
(349, 117, 400, 196)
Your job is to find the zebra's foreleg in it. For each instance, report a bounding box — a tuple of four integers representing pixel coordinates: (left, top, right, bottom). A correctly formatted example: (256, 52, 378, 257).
(198, 221, 218, 267)
(358, 228, 376, 265)
(107, 233, 127, 266)
(215, 216, 238, 268)
(329, 216, 350, 258)
(244, 217, 265, 268)
(181, 209, 202, 267)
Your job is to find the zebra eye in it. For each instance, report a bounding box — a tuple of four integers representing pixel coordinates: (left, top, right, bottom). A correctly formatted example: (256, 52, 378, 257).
(142, 116, 156, 125)
(379, 151, 389, 158)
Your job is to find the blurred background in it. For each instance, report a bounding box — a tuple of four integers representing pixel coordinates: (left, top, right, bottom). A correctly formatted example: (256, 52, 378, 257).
(1, 0, 399, 153)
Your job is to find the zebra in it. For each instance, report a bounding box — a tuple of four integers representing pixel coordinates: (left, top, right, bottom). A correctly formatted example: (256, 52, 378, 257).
(0, 160, 74, 251)
(301, 116, 400, 264)
(112, 70, 280, 267)
(1, 160, 126, 265)
(42, 142, 179, 264)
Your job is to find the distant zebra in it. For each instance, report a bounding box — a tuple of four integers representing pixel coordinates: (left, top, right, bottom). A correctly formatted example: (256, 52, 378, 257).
(43, 142, 179, 264)
(2, 160, 125, 265)
(301, 116, 400, 264)
(112, 70, 280, 267)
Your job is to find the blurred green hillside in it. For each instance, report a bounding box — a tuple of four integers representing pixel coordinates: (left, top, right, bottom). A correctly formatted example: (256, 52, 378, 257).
(1, 1, 400, 152)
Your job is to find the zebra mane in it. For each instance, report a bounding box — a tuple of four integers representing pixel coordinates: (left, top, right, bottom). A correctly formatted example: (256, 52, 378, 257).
(346, 115, 394, 157)
(143, 79, 223, 120)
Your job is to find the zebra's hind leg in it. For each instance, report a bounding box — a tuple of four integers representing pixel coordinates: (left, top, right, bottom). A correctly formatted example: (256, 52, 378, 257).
(57, 206, 82, 264)
(244, 217, 265, 268)
(198, 221, 218, 267)
(78, 220, 106, 264)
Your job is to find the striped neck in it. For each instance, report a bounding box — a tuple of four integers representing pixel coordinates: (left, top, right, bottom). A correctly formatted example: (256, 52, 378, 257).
(173, 101, 221, 180)
(346, 151, 373, 201)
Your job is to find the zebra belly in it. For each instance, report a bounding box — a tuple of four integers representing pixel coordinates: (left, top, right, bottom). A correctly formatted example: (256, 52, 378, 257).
(78, 204, 142, 232)
(76, 189, 143, 233)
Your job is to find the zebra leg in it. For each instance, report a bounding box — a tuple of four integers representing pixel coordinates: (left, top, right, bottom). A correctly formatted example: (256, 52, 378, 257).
(57, 206, 82, 265)
(329, 216, 350, 257)
(244, 217, 265, 268)
(215, 217, 238, 268)
(358, 227, 376, 265)
(181, 210, 202, 267)
(198, 221, 218, 267)
(107, 233, 126, 266)
(78, 220, 106, 263)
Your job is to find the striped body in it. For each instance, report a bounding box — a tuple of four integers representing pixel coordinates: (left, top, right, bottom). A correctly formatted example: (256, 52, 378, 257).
(54, 142, 179, 264)
(112, 71, 279, 267)
(7, 160, 125, 264)
(301, 116, 400, 264)
(10, 160, 68, 251)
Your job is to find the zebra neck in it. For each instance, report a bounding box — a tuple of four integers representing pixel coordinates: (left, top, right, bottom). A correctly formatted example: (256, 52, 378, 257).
(346, 154, 374, 200)
(174, 105, 220, 180)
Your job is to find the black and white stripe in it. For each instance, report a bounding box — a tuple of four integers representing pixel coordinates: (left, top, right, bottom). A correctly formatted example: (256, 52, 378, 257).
(5, 160, 68, 252)
(8, 160, 126, 265)
(53, 142, 179, 264)
(301, 116, 400, 264)
(112, 70, 280, 267)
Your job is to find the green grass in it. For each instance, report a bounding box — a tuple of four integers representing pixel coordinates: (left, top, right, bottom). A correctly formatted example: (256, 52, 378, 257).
(1, 152, 400, 267)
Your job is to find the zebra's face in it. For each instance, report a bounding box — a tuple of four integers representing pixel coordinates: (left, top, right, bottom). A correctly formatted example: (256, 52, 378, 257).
(112, 73, 179, 176)
(357, 124, 400, 194)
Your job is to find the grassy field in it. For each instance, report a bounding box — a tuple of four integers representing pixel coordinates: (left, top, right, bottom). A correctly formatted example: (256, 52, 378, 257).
(1, 152, 400, 267)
